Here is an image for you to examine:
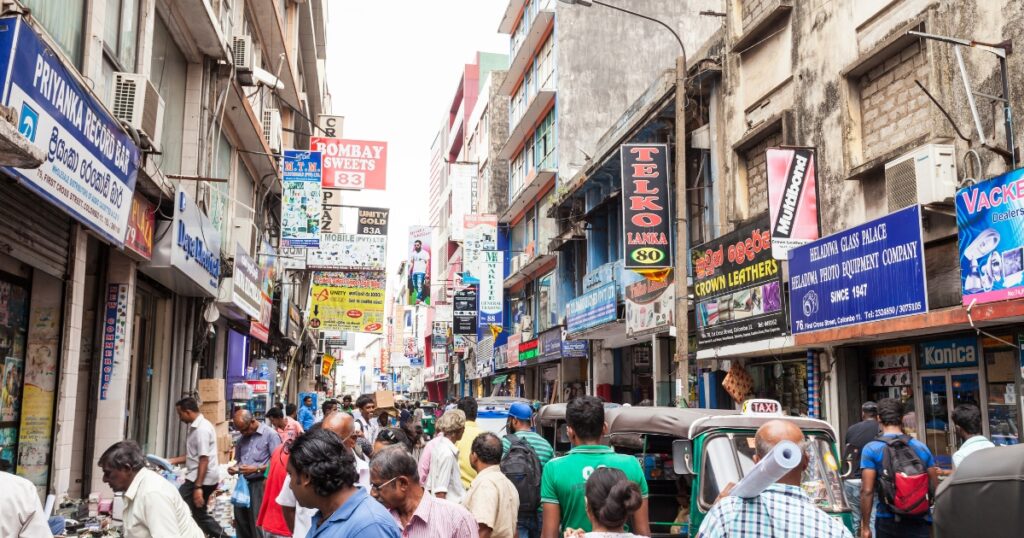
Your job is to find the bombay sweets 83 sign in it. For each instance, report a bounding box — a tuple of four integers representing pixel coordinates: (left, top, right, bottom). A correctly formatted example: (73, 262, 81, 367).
(692, 218, 786, 349)
(0, 16, 139, 246)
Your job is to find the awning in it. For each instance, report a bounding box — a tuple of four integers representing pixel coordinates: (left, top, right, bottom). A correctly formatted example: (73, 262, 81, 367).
(492, 374, 509, 385)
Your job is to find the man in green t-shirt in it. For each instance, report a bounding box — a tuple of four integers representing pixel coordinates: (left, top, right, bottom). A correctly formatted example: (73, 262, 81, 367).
(540, 396, 649, 538)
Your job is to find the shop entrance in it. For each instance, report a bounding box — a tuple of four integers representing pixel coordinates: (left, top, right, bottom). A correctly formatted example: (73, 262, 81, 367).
(919, 369, 985, 470)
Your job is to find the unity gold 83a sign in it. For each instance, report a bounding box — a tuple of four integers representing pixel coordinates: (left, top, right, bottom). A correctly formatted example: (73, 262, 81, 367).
(620, 144, 673, 277)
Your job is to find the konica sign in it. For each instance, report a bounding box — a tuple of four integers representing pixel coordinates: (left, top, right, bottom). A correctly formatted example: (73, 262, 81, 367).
(918, 336, 978, 369)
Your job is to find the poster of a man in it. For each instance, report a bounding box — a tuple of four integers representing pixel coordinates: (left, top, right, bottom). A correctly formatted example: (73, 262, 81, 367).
(407, 226, 432, 305)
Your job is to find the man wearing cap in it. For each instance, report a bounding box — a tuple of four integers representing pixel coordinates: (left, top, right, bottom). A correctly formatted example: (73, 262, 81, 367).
(501, 402, 554, 466)
(844, 401, 880, 536)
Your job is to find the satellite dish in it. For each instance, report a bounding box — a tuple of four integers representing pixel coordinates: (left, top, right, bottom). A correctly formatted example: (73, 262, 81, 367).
(204, 302, 221, 323)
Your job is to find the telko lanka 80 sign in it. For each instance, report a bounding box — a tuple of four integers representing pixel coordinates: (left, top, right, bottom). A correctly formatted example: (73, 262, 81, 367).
(620, 144, 673, 276)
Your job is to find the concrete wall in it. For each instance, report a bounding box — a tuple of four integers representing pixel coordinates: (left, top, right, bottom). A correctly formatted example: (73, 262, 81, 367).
(485, 71, 511, 216)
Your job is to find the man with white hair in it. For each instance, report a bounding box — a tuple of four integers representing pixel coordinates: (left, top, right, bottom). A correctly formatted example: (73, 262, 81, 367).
(426, 409, 467, 502)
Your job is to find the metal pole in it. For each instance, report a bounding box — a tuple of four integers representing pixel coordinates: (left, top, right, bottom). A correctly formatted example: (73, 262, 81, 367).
(673, 55, 690, 406)
(1000, 56, 1017, 168)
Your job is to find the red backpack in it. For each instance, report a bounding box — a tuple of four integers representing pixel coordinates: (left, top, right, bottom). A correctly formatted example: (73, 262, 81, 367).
(875, 435, 931, 517)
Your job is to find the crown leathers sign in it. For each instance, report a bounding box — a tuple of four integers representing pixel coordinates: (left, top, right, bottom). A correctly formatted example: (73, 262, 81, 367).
(621, 144, 673, 277)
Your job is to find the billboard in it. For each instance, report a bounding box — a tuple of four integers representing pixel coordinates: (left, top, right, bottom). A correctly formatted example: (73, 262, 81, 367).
(407, 226, 432, 305)
(789, 205, 927, 334)
(956, 168, 1024, 305)
(465, 215, 498, 252)
(767, 148, 820, 260)
(454, 285, 479, 336)
(0, 17, 139, 246)
(310, 137, 387, 190)
(307, 233, 387, 271)
(357, 207, 390, 236)
(693, 218, 786, 348)
(620, 144, 673, 276)
(280, 150, 323, 248)
(309, 271, 386, 334)
(625, 273, 675, 338)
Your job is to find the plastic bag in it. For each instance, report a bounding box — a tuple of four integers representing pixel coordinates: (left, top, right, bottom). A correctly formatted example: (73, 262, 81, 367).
(231, 475, 251, 508)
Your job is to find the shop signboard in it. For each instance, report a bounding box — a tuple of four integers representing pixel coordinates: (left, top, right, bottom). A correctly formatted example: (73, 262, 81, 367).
(309, 270, 386, 334)
(956, 167, 1024, 305)
(453, 285, 478, 335)
(566, 283, 617, 336)
(308, 233, 386, 271)
(918, 336, 978, 370)
(465, 215, 498, 252)
(468, 250, 503, 337)
(562, 340, 589, 358)
(505, 334, 522, 368)
(789, 205, 927, 334)
(407, 226, 433, 305)
(321, 354, 336, 377)
(286, 304, 301, 342)
(0, 16, 140, 247)
(538, 328, 562, 362)
(620, 144, 673, 276)
(231, 242, 261, 318)
(280, 150, 323, 247)
(625, 273, 675, 338)
(124, 193, 155, 260)
(767, 148, 820, 260)
(250, 240, 277, 343)
(431, 322, 448, 350)
(494, 344, 507, 370)
(163, 186, 222, 297)
(518, 338, 539, 363)
(692, 217, 786, 348)
(100, 284, 129, 400)
(449, 164, 476, 241)
(278, 247, 307, 270)
(310, 137, 388, 190)
(357, 207, 389, 235)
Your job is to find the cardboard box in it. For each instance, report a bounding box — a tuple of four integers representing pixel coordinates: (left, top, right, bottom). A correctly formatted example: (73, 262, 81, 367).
(197, 378, 225, 402)
(218, 448, 233, 465)
(375, 390, 395, 409)
(200, 400, 227, 423)
(214, 421, 230, 438)
(216, 434, 233, 453)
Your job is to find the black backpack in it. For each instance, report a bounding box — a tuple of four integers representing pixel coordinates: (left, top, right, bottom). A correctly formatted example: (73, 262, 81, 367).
(501, 434, 542, 514)
(874, 435, 931, 517)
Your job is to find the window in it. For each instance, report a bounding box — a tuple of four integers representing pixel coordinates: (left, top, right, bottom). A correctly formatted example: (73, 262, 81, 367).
(742, 130, 782, 217)
(537, 34, 555, 88)
(535, 110, 556, 170)
(104, 0, 139, 70)
(537, 271, 556, 332)
(150, 15, 188, 175)
(22, 0, 85, 66)
(510, 150, 527, 201)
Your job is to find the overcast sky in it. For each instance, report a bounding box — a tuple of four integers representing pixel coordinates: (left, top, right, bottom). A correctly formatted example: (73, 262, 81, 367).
(322, 1, 509, 373)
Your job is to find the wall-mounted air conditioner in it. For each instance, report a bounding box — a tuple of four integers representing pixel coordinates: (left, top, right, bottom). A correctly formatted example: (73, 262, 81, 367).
(510, 253, 523, 274)
(262, 108, 282, 153)
(112, 72, 165, 150)
(232, 35, 254, 78)
(884, 143, 957, 212)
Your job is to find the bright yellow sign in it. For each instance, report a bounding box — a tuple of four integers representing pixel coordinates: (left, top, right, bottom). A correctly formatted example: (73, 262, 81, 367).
(310, 271, 386, 334)
(321, 354, 336, 377)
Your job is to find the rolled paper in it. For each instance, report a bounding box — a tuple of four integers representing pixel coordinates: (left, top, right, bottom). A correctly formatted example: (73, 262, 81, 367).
(729, 439, 803, 498)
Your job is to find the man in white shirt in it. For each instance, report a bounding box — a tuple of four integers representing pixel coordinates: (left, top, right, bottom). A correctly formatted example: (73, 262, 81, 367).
(952, 403, 996, 469)
(353, 394, 380, 456)
(277, 473, 315, 538)
(99, 440, 204, 538)
(409, 240, 430, 304)
(426, 409, 467, 503)
(169, 396, 224, 536)
(0, 470, 51, 537)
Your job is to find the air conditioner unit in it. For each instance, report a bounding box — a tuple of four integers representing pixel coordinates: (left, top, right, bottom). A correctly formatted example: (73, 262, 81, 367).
(884, 143, 957, 212)
(112, 72, 165, 150)
(233, 217, 254, 255)
(510, 254, 523, 274)
(262, 108, 282, 153)
(232, 35, 254, 75)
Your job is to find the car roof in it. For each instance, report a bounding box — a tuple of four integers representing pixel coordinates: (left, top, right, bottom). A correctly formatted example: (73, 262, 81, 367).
(606, 407, 738, 437)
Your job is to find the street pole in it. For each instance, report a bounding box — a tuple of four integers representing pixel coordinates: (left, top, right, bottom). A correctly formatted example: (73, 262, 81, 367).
(673, 55, 690, 407)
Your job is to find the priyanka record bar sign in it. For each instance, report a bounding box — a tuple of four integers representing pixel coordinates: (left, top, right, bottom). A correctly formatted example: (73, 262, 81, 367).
(956, 168, 1024, 305)
(767, 148, 820, 260)
(620, 144, 673, 276)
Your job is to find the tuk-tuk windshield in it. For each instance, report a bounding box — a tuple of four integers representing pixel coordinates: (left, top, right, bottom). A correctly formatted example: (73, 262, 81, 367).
(699, 433, 849, 513)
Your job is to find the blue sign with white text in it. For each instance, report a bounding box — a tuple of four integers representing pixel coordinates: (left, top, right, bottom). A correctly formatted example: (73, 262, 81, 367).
(956, 167, 1024, 305)
(789, 205, 927, 334)
(0, 16, 139, 246)
(918, 336, 978, 369)
(567, 283, 617, 335)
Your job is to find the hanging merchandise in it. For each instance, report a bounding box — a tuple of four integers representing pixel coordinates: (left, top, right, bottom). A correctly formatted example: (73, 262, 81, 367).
(722, 363, 754, 404)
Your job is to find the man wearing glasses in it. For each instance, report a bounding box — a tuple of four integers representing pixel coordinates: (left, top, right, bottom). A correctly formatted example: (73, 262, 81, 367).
(323, 411, 371, 489)
(370, 446, 478, 538)
(230, 409, 282, 538)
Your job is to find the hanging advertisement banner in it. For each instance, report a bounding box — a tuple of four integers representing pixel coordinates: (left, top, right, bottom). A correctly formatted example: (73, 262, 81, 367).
(310, 137, 388, 190)
(467, 250, 503, 336)
(434, 304, 453, 323)
(407, 226, 433, 305)
(0, 16, 140, 246)
(321, 354, 336, 377)
(454, 285, 479, 335)
(449, 164, 476, 241)
(124, 193, 155, 260)
(357, 207, 390, 235)
(693, 217, 786, 348)
(100, 284, 129, 400)
(231, 242, 262, 319)
(956, 168, 1024, 305)
(767, 148, 820, 260)
(789, 205, 927, 334)
(465, 215, 498, 251)
(309, 271, 386, 334)
(278, 247, 307, 270)
(250, 240, 277, 343)
(320, 204, 343, 234)
(567, 284, 617, 335)
(625, 273, 675, 338)
(390, 303, 406, 353)
(308, 233, 387, 271)
(281, 150, 323, 248)
(620, 144, 673, 277)
(431, 322, 449, 350)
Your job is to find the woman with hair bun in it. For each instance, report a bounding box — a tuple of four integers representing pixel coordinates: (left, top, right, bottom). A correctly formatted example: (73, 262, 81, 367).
(575, 467, 648, 538)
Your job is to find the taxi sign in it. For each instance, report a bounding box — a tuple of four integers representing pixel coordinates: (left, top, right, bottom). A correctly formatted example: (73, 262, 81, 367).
(742, 399, 783, 415)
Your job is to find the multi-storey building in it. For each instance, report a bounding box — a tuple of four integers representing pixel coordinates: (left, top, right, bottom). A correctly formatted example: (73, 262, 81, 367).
(0, 0, 328, 501)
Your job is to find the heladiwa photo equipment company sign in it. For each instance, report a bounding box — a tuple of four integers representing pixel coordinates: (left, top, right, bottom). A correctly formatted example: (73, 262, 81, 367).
(767, 148, 820, 260)
(956, 167, 1024, 305)
(0, 16, 139, 246)
(692, 218, 786, 348)
(789, 205, 927, 334)
(620, 144, 672, 276)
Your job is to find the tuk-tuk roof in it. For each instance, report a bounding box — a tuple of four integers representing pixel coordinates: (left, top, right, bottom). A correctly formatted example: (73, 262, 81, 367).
(537, 402, 622, 424)
(606, 407, 736, 437)
(934, 444, 1024, 535)
(688, 414, 838, 439)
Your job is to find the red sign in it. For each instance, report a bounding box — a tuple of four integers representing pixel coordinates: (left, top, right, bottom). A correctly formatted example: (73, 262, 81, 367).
(246, 379, 270, 394)
(310, 137, 388, 190)
(767, 148, 820, 260)
(620, 144, 672, 274)
(124, 193, 155, 260)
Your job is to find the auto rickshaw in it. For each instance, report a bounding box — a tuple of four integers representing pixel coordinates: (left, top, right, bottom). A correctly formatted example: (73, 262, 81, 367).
(537, 402, 621, 456)
(605, 399, 852, 537)
(933, 443, 1024, 537)
(420, 401, 439, 438)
